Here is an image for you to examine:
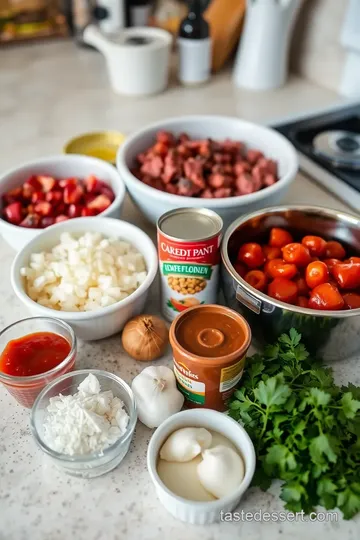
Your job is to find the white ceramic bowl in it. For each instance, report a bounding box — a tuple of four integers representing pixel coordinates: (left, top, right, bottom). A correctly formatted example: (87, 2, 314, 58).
(11, 217, 158, 341)
(147, 409, 256, 525)
(117, 115, 298, 230)
(0, 154, 126, 252)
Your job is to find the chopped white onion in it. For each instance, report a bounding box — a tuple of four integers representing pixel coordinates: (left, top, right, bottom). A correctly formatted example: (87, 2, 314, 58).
(21, 232, 147, 312)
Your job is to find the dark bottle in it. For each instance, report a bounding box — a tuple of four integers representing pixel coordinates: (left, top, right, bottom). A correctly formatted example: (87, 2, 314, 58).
(178, 0, 211, 85)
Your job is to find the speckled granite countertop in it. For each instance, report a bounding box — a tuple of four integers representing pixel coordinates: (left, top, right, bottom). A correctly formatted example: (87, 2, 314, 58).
(0, 41, 359, 540)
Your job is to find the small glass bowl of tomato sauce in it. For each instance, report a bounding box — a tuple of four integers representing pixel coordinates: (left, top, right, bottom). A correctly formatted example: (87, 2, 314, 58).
(0, 317, 77, 408)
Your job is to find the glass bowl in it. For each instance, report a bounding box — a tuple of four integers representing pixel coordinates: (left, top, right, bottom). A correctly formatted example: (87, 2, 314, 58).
(30, 369, 137, 478)
(0, 317, 77, 408)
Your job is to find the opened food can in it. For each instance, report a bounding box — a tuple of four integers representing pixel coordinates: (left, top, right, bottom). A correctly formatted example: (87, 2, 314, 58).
(169, 304, 251, 410)
(157, 208, 223, 321)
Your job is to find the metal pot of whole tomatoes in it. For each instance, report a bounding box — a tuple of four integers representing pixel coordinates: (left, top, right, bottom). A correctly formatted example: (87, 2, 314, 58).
(221, 205, 360, 361)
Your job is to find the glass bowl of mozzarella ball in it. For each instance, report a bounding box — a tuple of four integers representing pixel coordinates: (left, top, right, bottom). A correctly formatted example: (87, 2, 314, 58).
(10, 217, 158, 340)
(31, 370, 137, 478)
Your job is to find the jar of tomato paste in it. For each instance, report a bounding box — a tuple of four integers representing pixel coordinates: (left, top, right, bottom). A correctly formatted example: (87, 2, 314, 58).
(169, 304, 251, 411)
(157, 208, 223, 321)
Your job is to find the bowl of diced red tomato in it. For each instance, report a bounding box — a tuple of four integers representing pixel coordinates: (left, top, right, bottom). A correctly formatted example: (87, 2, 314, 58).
(0, 155, 125, 251)
(221, 205, 360, 360)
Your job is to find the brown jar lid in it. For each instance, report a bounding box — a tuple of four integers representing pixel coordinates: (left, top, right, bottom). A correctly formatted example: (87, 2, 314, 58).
(169, 304, 251, 366)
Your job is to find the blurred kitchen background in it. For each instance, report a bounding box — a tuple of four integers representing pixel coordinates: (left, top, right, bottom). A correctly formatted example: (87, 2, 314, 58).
(3, 0, 360, 213)
(0, 0, 357, 96)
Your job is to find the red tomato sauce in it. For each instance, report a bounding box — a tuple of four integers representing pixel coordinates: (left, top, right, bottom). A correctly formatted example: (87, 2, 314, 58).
(0, 332, 71, 377)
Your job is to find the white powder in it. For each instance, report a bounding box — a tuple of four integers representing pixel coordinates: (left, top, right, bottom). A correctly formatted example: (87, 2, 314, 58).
(43, 374, 129, 456)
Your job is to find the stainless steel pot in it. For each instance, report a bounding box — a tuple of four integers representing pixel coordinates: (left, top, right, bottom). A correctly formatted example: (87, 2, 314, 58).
(221, 205, 360, 361)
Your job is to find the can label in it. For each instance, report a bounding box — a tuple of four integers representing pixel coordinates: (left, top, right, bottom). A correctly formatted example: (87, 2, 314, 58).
(158, 232, 221, 321)
(219, 356, 245, 393)
(173, 359, 205, 405)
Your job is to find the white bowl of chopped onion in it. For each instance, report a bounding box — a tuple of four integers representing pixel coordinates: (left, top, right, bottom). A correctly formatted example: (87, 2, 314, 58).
(11, 217, 158, 340)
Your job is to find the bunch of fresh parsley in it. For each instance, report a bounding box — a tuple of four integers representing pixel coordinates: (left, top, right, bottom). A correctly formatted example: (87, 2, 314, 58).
(228, 329, 360, 519)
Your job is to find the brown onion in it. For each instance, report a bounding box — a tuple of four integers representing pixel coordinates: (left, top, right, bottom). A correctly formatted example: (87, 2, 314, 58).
(122, 314, 169, 361)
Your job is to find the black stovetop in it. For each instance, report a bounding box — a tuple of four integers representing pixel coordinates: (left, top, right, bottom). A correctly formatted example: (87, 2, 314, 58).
(273, 102, 360, 193)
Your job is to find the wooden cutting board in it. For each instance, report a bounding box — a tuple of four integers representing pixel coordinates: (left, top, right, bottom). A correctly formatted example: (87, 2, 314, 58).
(204, 0, 246, 72)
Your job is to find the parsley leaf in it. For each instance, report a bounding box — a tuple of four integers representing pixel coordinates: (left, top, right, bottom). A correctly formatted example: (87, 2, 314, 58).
(228, 329, 360, 520)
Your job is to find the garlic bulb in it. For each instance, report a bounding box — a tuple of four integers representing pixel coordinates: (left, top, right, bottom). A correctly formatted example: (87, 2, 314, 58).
(160, 427, 212, 462)
(131, 366, 184, 428)
(122, 315, 168, 362)
(197, 445, 245, 499)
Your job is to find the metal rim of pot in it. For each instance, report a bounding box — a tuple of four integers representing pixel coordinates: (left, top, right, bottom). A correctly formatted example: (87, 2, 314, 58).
(221, 204, 360, 318)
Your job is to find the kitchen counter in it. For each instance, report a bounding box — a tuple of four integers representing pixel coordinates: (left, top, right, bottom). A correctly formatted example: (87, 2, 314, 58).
(0, 41, 359, 540)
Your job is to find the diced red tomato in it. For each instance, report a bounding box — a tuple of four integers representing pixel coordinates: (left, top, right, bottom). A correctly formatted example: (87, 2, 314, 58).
(2, 187, 23, 205)
(31, 191, 45, 204)
(308, 283, 344, 310)
(81, 207, 97, 217)
(244, 270, 267, 291)
(68, 204, 83, 218)
(37, 175, 56, 192)
(282, 243, 311, 267)
(41, 216, 55, 228)
(267, 277, 298, 304)
(237, 242, 265, 269)
(55, 215, 69, 223)
(3, 202, 23, 225)
(19, 214, 40, 228)
(45, 190, 63, 204)
(34, 201, 52, 217)
(85, 175, 101, 194)
(100, 186, 115, 202)
(269, 228, 293, 248)
(63, 184, 84, 204)
(87, 194, 112, 212)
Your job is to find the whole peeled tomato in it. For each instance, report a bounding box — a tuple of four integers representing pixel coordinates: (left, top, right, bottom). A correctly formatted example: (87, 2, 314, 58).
(282, 243, 311, 267)
(301, 235, 327, 257)
(332, 262, 360, 290)
(297, 296, 309, 308)
(234, 261, 247, 278)
(237, 242, 265, 269)
(269, 227, 293, 248)
(267, 277, 298, 304)
(263, 245, 282, 261)
(305, 261, 329, 289)
(244, 270, 267, 291)
(265, 258, 297, 280)
(294, 276, 309, 296)
(348, 256, 360, 264)
(323, 258, 341, 271)
(343, 292, 360, 309)
(324, 241, 346, 260)
(308, 283, 344, 310)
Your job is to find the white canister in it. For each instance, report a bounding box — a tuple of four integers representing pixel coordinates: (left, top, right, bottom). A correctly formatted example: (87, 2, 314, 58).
(83, 25, 172, 96)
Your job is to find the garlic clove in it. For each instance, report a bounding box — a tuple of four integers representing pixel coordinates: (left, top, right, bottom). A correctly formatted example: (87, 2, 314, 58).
(197, 445, 245, 499)
(131, 366, 184, 429)
(160, 427, 212, 462)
